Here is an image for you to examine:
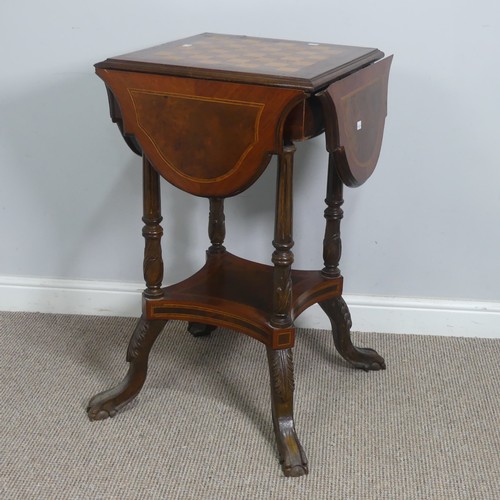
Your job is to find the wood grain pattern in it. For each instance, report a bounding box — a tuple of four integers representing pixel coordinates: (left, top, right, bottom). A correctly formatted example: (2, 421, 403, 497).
(91, 33, 391, 478)
(143, 252, 342, 349)
(97, 69, 304, 197)
(97, 33, 384, 91)
(318, 56, 393, 187)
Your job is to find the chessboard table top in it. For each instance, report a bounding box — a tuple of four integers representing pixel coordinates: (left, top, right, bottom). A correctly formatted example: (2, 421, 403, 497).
(95, 33, 384, 91)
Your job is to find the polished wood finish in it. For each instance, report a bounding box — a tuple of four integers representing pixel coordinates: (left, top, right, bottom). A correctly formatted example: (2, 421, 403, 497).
(88, 33, 391, 478)
(318, 55, 393, 187)
(207, 197, 226, 254)
(322, 154, 344, 278)
(284, 96, 325, 141)
(271, 144, 295, 329)
(143, 251, 342, 350)
(142, 157, 164, 298)
(96, 69, 303, 197)
(97, 33, 383, 91)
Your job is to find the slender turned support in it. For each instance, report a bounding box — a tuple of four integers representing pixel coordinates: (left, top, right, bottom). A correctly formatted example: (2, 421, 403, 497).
(142, 156, 164, 299)
(208, 197, 226, 254)
(87, 316, 167, 420)
(322, 153, 343, 278)
(188, 197, 225, 337)
(267, 347, 308, 476)
(271, 144, 295, 328)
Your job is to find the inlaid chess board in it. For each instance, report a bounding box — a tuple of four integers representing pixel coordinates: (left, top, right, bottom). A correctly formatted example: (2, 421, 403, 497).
(97, 33, 383, 91)
(152, 35, 343, 74)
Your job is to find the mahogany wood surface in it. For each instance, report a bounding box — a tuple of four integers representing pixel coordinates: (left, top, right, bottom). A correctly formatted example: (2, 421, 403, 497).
(97, 33, 383, 91)
(319, 56, 393, 187)
(143, 251, 342, 349)
(88, 33, 391, 478)
(97, 69, 304, 197)
(267, 347, 308, 476)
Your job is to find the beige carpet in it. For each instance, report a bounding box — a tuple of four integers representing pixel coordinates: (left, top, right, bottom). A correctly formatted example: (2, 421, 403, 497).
(1, 311, 499, 499)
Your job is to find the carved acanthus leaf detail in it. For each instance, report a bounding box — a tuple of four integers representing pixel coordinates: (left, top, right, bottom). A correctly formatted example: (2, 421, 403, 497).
(268, 348, 294, 403)
(127, 319, 150, 362)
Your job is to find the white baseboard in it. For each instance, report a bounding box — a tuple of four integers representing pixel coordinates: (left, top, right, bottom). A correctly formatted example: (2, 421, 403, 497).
(295, 298, 500, 338)
(0, 276, 143, 318)
(0, 276, 499, 338)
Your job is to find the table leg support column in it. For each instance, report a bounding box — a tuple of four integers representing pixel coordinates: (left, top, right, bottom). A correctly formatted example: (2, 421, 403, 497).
(322, 154, 343, 278)
(142, 156, 164, 299)
(87, 157, 169, 420)
(271, 144, 295, 328)
(207, 197, 226, 255)
(188, 197, 225, 337)
(267, 144, 307, 476)
(319, 155, 385, 370)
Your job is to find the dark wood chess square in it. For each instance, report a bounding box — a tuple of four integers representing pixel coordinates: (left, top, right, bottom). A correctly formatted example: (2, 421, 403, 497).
(97, 32, 383, 90)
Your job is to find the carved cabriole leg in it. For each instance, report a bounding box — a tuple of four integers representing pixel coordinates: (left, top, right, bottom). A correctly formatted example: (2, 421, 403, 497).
(271, 144, 295, 328)
(88, 157, 168, 420)
(188, 197, 225, 337)
(319, 293, 386, 371)
(267, 144, 307, 476)
(322, 154, 343, 278)
(319, 154, 385, 370)
(87, 316, 167, 420)
(142, 156, 164, 299)
(267, 347, 308, 477)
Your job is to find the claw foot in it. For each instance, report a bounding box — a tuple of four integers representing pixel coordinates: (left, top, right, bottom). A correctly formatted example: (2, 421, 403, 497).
(86, 383, 133, 421)
(86, 316, 166, 422)
(320, 297, 386, 371)
(351, 346, 386, 371)
(267, 347, 308, 477)
(87, 399, 118, 421)
(275, 418, 309, 477)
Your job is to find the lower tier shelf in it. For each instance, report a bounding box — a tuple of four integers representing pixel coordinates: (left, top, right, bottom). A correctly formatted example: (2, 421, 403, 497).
(143, 251, 342, 348)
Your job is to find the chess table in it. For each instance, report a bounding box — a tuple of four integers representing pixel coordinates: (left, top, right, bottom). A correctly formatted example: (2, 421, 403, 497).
(87, 33, 392, 477)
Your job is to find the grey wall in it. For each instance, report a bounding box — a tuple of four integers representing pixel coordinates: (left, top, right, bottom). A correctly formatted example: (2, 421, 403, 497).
(1, 1, 499, 302)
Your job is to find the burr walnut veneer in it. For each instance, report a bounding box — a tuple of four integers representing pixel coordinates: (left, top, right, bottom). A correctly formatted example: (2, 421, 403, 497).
(87, 33, 392, 477)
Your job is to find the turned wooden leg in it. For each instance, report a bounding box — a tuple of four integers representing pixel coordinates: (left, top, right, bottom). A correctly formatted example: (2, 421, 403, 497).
(267, 146, 307, 476)
(271, 143, 295, 328)
(187, 197, 225, 337)
(321, 154, 343, 278)
(87, 316, 167, 420)
(267, 347, 308, 477)
(142, 156, 164, 299)
(319, 297, 385, 371)
(207, 197, 226, 255)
